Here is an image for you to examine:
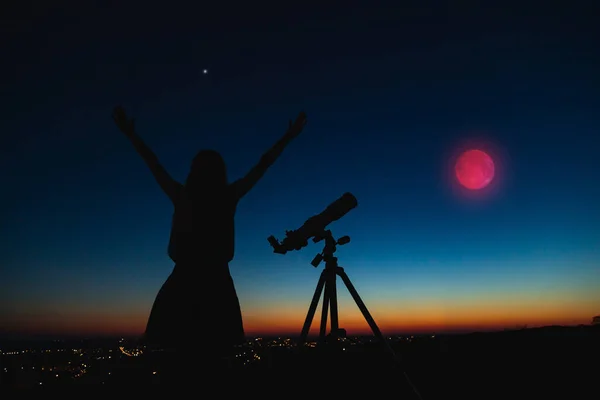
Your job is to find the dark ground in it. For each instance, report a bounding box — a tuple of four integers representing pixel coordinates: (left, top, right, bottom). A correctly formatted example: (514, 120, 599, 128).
(2, 325, 598, 397)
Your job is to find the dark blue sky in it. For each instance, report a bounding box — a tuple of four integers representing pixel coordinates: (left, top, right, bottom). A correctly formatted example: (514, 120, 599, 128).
(1, 2, 599, 336)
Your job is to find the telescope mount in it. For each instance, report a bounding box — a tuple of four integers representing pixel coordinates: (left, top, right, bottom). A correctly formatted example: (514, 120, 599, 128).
(300, 230, 394, 360)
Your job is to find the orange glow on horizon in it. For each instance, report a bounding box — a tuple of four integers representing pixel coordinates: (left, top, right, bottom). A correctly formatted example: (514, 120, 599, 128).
(4, 287, 597, 337)
(5, 310, 593, 338)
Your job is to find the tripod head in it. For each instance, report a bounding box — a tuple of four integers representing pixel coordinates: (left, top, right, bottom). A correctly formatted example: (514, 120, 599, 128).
(309, 230, 350, 268)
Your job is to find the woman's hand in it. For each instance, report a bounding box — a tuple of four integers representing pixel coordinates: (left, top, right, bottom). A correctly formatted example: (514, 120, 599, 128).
(112, 106, 135, 135)
(286, 111, 307, 139)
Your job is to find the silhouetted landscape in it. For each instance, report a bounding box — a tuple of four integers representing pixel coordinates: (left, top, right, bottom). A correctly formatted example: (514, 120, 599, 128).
(2, 324, 598, 396)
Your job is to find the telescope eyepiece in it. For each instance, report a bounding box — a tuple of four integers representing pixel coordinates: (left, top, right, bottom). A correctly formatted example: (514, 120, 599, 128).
(267, 235, 279, 247)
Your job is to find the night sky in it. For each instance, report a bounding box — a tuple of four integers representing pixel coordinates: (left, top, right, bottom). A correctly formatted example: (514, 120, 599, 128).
(1, 2, 599, 337)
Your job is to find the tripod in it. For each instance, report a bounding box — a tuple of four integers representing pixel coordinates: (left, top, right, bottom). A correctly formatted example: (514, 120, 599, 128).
(299, 230, 395, 357)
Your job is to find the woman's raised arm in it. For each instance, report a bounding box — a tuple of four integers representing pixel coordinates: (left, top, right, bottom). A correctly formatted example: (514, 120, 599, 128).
(232, 111, 307, 200)
(112, 106, 181, 203)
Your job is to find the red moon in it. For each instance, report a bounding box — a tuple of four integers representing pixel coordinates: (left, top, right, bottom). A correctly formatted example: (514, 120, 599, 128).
(455, 149, 495, 190)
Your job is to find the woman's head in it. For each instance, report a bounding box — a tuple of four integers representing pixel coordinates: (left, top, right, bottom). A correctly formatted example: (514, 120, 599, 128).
(185, 150, 228, 194)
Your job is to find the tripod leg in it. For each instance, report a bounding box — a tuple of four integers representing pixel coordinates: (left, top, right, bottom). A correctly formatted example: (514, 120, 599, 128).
(319, 278, 330, 342)
(300, 270, 327, 343)
(338, 271, 422, 399)
(329, 271, 339, 335)
(337, 268, 396, 356)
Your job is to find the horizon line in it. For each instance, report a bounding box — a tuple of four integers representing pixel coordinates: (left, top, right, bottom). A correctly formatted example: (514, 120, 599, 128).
(1, 323, 594, 342)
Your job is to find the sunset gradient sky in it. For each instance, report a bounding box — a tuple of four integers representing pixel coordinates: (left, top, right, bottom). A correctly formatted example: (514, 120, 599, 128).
(1, 2, 599, 337)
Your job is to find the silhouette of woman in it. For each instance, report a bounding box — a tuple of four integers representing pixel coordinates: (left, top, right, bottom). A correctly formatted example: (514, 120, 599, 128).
(112, 106, 307, 360)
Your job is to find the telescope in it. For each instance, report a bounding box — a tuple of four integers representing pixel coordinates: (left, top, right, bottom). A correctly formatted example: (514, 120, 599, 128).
(265, 192, 422, 398)
(267, 192, 358, 254)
